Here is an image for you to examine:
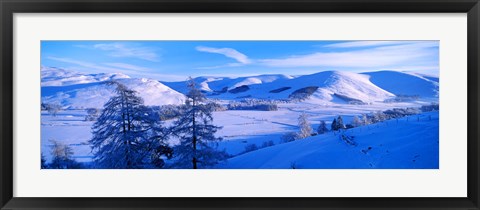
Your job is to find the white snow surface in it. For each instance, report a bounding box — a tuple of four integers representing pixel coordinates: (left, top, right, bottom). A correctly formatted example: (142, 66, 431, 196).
(40, 67, 439, 169)
(163, 74, 293, 93)
(41, 66, 130, 86)
(41, 68, 185, 109)
(163, 70, 438, 103)
(221, 111, 439, 169)
(41, 102, 438, 169)
(363, 71, 439, 98)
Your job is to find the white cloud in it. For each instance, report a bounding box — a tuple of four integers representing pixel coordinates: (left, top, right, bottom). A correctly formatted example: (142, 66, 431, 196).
(47, 57, 112, 71)
(322, 40, 437, 48)
(323, 41, 410, 48)
(47, 56, 185, 81)
(92, 43, 159, 62)
(195, 63, 244, 70)
(258, 41, 438, 69)
(47, 56, 151, 75)
(196, 46, 252, 67)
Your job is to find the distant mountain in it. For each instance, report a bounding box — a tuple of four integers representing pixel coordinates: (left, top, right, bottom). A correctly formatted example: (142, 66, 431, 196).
(41, 68, 185, 109)
(41, 67, 439, 109)
(41, 66, 130, 86)
(162, 74, 294, 95)
(163, 70, 438, 104)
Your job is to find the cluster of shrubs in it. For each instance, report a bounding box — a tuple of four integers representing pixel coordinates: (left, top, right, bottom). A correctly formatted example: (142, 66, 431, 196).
(85, 108, 100, 121)
(333, 93, 368, 105)
(340, 105, 438, 130)
(288, 86, 319, 101)
(384, 94, 421, 103)
(269, 87, 291, 93)
(228, 85, 250, 94)
(154, 105, 186, 121)
(42, 102, 63, 117)
(227, 99, 278, 111)
(144, 102, 228, 121)
(41, 140, 84, 169)
(420, 103, 439, 112)
(382, 108, 422, 119)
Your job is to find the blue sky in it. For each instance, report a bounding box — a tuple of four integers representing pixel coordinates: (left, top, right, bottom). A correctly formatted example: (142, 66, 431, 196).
(41, 40, 439, 82)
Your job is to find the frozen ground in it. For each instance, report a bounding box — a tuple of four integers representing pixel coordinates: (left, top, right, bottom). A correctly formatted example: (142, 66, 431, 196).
(41, 100, 438, 168)
(40, 68, 439, 168)
(221, 111, 439, 169)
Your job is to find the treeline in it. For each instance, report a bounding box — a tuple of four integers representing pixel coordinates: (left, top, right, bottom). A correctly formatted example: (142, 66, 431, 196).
(281, 104, 439, 143)
(227, 99, 278, 111)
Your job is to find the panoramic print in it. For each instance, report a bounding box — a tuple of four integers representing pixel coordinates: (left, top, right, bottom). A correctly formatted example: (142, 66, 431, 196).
(40, 41, 439, 169)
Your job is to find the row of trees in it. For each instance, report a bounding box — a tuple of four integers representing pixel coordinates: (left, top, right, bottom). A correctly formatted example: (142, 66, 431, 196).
(92, 79, 227, 169)
(87, 79, 227, 169)
(285, 105, 439, 142)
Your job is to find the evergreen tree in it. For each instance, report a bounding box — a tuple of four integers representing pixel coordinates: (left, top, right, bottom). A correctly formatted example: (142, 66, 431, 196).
(331, 116, 346, 131)
(317, 120, 328, 134)
(89, 81, 171, 169)
(297, 113, 312, 139)
(172, 77, 227, 169)
(336, 116, 346, 130)
(41, 153, 47, 169)
(331, 118, 337, 131)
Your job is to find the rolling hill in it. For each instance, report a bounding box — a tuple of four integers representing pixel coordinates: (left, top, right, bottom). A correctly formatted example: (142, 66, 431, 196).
(41, 67, 439, 109)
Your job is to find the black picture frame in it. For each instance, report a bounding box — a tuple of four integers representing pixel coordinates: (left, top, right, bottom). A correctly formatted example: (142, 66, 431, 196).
(1, 0, 479, 209)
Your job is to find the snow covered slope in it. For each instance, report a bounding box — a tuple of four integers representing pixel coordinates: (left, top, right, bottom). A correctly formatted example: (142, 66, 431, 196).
(294, 71, 394, 103)
(41, 67, 439, 109)
(222, 111, 439, 169)
(41, 68, 185, 109)
(363, 71, 439, 98)
(164, 70, 438, 104)
(167, 71, 393, 103)
(162, 74, 293, 94)
(41, 67, 130, 86)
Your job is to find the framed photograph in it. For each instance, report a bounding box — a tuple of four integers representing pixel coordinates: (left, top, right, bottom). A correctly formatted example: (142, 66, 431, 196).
(1, 0, 479, 209)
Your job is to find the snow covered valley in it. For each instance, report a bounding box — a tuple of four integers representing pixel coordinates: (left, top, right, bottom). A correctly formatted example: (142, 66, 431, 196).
(41, 67, 439, 169)
(41, 103, 439, 169)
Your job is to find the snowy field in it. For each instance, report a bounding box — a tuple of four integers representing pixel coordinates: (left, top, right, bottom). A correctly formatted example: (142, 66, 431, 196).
(40, 66, 440, 169)
(221, 111, 439, 169)
(41, 101, 438, 168)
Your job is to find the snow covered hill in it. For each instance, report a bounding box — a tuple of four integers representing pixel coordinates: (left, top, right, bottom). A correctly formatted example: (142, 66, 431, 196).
(164, 70, 438, 104)
(221, 111, 439, 169)
(41, 67, 439, 109)
(41, 68, 185, 109)
(162, 74, 293, 94)
(363, 71, 439, 98)
(41, 66, 130, 86)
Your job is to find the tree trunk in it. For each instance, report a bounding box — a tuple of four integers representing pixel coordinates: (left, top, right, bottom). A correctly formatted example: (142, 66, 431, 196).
(192, 98, 197, 169)
(193, 135, 197, 169)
